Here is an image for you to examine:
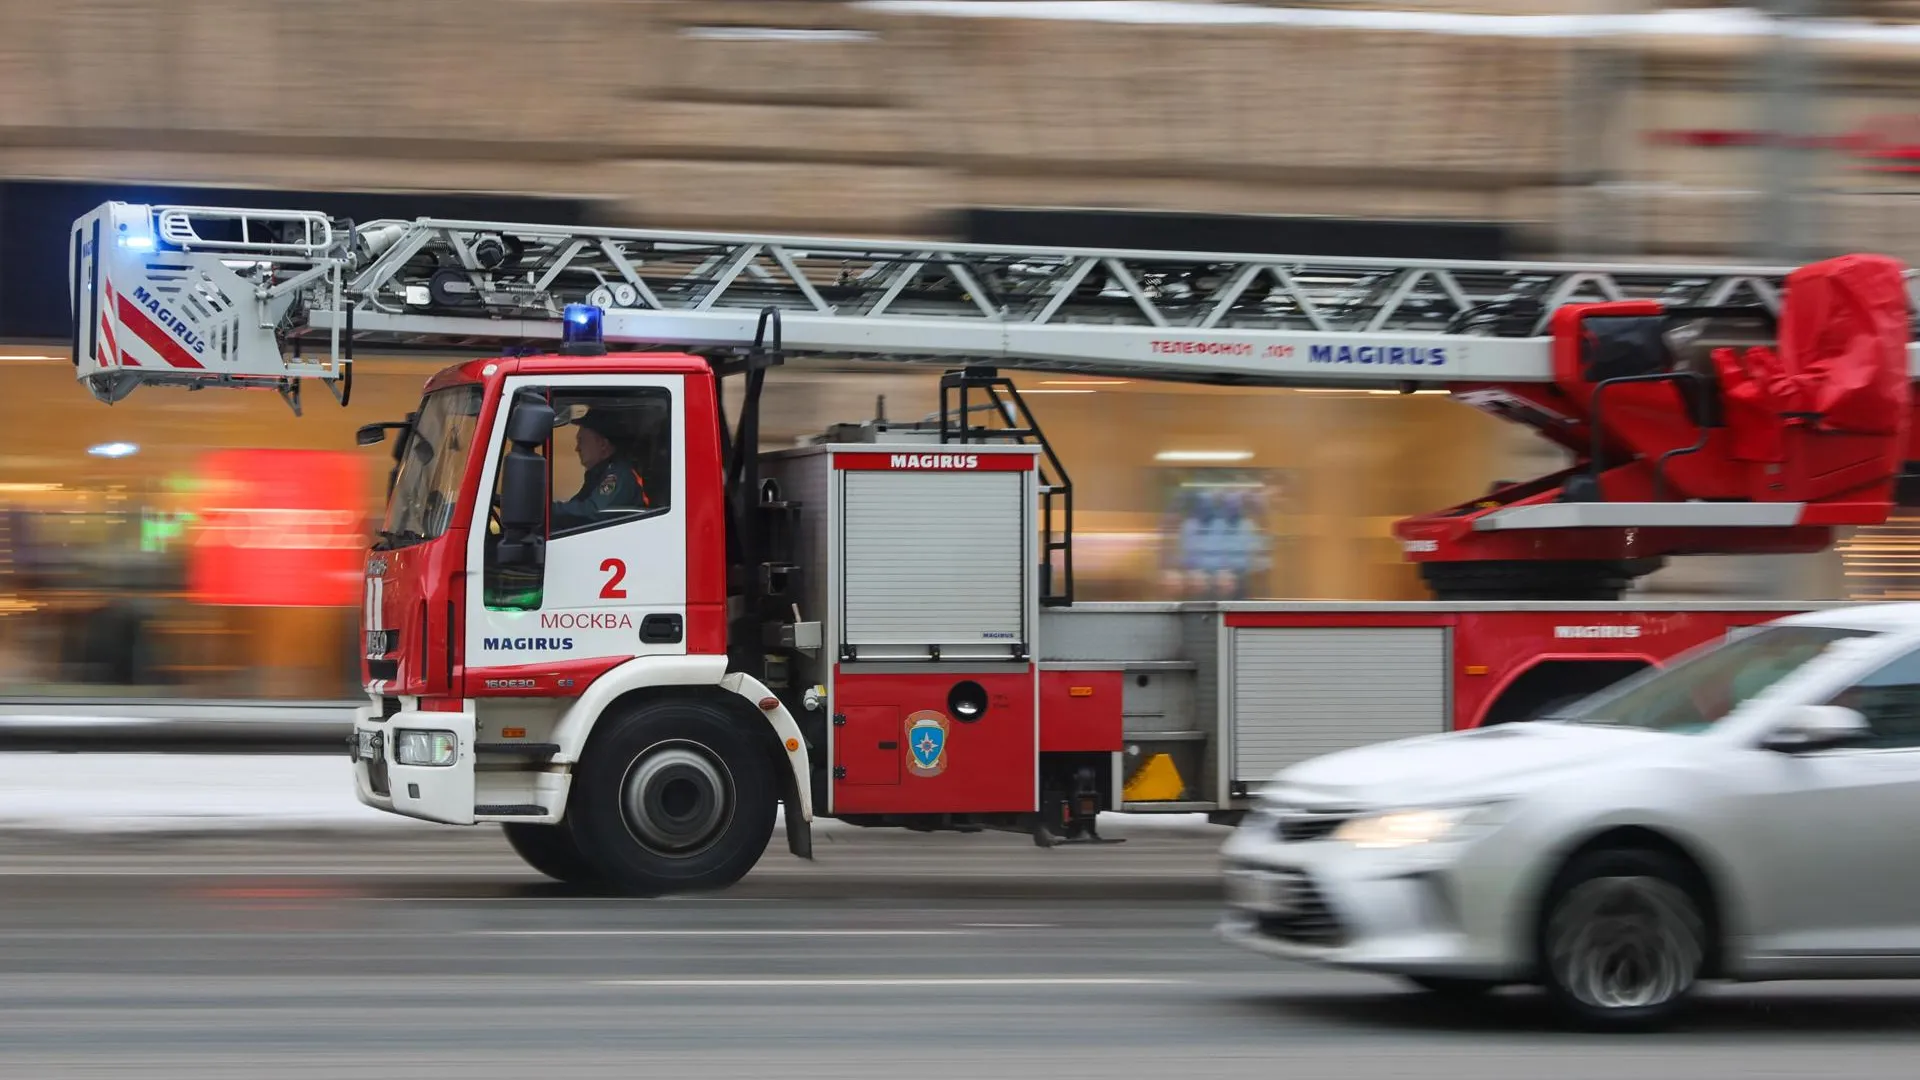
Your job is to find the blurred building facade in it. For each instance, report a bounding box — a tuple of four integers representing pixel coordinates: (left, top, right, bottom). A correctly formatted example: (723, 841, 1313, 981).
(2, 0, 1917, 701)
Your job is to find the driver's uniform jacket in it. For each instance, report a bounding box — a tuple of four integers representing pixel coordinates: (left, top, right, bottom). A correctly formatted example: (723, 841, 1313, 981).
(551, 456, 649, 531)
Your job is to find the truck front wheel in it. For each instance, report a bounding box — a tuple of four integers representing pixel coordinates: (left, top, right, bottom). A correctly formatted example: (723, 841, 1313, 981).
(565, 696, 777, 896)
(501, 822, 602, 888)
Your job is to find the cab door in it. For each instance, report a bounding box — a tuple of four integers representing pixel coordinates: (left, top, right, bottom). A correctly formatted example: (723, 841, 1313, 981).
(463, 373, 686, 690)
(1735, 644, 1920, 966)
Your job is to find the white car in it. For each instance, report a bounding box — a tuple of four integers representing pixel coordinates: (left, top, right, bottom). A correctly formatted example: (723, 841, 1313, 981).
(1218, 603, 1920, 1029)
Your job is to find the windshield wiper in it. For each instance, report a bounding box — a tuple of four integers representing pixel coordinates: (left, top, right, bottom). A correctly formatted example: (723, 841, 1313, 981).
(372, 528, 426, 551)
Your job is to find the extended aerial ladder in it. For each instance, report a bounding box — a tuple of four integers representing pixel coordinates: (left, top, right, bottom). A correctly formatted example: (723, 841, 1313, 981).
(69, 201, 1920, 599)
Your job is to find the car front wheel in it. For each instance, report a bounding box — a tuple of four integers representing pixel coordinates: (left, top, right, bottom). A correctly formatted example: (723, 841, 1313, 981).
(1537, 848, 1707, 1031)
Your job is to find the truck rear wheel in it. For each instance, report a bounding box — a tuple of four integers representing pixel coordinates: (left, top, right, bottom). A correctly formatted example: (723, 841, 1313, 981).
(501, 822, 601, 888)
(565, 696, 777, 897)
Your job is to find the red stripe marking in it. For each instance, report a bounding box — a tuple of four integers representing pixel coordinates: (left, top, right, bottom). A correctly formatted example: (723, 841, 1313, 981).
(98, 281, 121, 366)
(1223, 612, 1457, 628)
(833, 451, 1036, 471)
(103, 282, 138, 366)
(115, 291, 205, 369)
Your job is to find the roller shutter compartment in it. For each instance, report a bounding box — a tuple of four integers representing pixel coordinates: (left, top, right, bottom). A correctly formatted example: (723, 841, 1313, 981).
(840, 470, 1027, 649)
(1230, 626, 1448, 782)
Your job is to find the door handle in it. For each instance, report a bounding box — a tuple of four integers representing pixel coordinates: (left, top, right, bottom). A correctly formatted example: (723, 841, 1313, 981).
(639, 614, 683, 644)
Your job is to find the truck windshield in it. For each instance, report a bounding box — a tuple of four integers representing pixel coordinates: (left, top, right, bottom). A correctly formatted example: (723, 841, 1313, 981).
(378, 384, 484, 550)
(1543, 624, 1881, 734)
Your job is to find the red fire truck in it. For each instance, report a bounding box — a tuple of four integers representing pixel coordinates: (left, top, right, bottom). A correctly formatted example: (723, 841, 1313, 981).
(68, 202, 1916, 895)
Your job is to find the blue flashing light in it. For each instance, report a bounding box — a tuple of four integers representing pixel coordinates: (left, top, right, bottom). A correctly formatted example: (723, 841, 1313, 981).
(563, 303, 603, 342)
(117, 234, 155, 251)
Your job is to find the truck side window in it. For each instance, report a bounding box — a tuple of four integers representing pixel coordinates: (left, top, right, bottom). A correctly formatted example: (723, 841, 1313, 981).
(1826, 648, 1920, 750)
(544, 386, 673, 537)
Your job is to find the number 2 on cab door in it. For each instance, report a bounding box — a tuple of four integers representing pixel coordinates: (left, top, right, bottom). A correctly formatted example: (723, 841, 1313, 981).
(600, 558, 627, 599)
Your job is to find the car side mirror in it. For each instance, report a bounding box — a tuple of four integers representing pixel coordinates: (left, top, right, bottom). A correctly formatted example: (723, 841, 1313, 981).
(1759, 704, 1872, 754)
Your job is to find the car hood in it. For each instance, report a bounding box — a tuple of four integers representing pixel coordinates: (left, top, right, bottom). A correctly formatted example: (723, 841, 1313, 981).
(1258, 721, 1682, 810)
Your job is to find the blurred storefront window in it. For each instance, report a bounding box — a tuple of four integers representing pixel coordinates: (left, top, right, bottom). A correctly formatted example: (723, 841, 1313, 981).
(0, 350, 1839, 705)
(0, 353, 425, 701)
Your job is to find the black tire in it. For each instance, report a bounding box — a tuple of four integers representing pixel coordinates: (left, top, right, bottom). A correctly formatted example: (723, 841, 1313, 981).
(1502, 694, 1584, 725)
(1402, 975, 1500, 997)
(564, 695, 778, 897)
(501, 822, 602, 887)
(1536, 848, 1708, 1031)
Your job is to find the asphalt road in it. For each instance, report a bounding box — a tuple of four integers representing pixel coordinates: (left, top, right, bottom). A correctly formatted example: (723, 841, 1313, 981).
(3, 826, 1920, 1079)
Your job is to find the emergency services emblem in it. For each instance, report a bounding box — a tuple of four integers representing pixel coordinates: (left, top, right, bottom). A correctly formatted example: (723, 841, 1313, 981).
(596, 472, 618, 496)
(905, 711, 949, 778)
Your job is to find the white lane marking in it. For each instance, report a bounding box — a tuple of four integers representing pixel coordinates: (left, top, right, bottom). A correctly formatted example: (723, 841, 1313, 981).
(961, 922, 1056, 928)
(595, 977, 1184, 988)
(472, 929, 973, 937)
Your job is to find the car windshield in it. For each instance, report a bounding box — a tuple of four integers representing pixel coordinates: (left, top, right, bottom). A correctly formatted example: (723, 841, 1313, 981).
(378, 384, 484, 549)
(1543, 624, 1882, 734)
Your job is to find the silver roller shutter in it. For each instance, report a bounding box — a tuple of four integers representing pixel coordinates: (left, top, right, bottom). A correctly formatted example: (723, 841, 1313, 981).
(1231, 627, 1449, 781)
(841, 470, 1026, 647)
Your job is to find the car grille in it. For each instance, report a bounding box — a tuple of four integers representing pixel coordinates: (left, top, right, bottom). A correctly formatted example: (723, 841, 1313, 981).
(1273, 809, 1355, 844)
(1254, 869, 1346, 947)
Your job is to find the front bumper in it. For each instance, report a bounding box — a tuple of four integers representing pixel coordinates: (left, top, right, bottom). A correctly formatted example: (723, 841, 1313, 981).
(1215, 812, 1530, 981)
(350, 700, 477, 825)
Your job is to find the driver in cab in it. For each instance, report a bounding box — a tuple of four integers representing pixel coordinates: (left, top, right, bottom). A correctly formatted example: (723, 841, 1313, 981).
(550, 407, 650, 532)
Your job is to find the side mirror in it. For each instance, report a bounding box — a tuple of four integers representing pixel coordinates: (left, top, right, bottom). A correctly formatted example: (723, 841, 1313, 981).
(1759, 704, 1872, 754)
(505, 398, 557, 446)
(355, 420, 410, 447)
(495, 409, 548, 572)
(493, 397, 554, 570)
(498, 449, 547, 532)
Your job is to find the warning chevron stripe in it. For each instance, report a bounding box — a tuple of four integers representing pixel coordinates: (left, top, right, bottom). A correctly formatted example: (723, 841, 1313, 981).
(98, 281, 132, 367)
(114, 288, 205, 370)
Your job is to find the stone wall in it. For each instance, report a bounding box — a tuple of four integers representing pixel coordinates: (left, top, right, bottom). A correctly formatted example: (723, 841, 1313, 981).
(9, 0, 1920, 260)
(0, 0, 1575, 237)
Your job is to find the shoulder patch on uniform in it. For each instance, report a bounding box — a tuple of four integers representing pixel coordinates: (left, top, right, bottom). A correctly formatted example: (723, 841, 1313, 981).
(597, 472, 618, 496)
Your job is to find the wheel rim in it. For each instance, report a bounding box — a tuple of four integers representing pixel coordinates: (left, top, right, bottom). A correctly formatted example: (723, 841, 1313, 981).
(1547, 875, 1703, 1011)
(618, 741, 735, 857)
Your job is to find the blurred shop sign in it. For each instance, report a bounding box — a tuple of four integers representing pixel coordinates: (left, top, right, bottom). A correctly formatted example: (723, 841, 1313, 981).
(189, 449, 367, 607)
(1646, 115, 1920, 174)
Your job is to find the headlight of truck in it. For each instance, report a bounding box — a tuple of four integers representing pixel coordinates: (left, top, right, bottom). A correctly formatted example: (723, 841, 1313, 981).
(393, 729, 459, 767)
(1332, 802, 1506, 849)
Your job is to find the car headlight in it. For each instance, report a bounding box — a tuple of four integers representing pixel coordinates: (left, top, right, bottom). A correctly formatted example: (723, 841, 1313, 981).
(1331, 803, 1504, 849)
(393, 729, 459, 767)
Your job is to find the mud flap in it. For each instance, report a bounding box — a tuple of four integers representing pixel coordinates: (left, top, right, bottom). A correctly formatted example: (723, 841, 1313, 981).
(785, 801, 814, 860)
